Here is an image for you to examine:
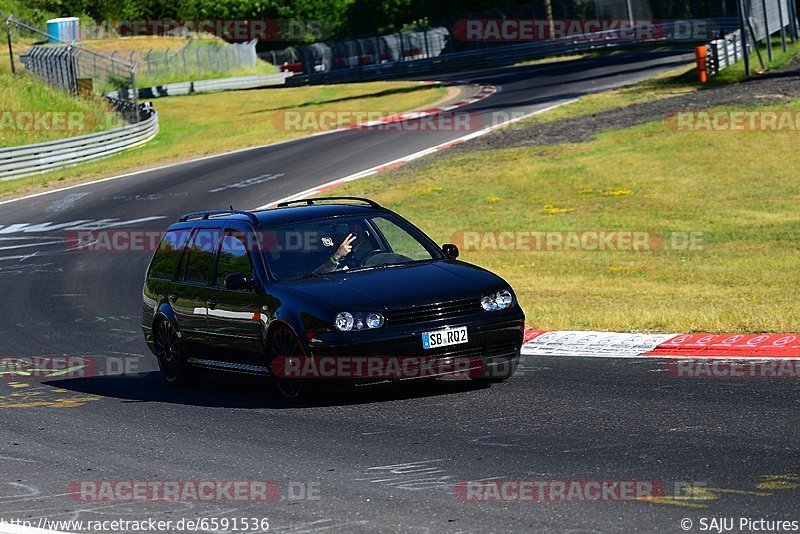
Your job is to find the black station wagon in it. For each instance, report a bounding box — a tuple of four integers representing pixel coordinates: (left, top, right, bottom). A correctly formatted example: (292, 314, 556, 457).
(142, 197, 525, 400)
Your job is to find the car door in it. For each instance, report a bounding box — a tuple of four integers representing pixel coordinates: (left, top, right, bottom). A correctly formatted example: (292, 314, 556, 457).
(207, 227, 265, 365)
(171, 225, 221, 357)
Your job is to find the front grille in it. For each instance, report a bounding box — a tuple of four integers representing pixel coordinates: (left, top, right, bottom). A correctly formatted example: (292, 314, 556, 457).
(384, 298, 481, 326)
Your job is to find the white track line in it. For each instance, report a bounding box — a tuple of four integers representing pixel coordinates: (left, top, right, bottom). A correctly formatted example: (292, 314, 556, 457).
(254, 98, 578, 210)
(0, 83, 489, 208)
(0, 522, 71, 534)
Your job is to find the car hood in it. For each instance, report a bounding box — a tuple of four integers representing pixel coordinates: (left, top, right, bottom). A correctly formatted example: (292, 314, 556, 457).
(280, 260, 508, 310)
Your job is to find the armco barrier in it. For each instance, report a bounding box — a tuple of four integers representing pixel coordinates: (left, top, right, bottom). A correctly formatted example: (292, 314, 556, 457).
(106, 72, 293, 100)
(705, 30, 744, 74)
(288, 19, 740, 85)
(0, 106, 158, 181)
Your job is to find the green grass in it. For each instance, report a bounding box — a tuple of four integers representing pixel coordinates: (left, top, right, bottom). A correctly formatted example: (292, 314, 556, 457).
(331, 98, 800, 334)
(523, 40, 800, 127)
(80, 36, 217, 52)
(0, 71, 123, 147)
(715, 37, 800, 83)
(0, 32, 124, 147)
(0, 81, 447, 198)
(524, 64, 701, 125)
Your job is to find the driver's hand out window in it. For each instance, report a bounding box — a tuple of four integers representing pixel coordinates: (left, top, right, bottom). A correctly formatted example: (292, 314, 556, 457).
(314, 233, 356, 274)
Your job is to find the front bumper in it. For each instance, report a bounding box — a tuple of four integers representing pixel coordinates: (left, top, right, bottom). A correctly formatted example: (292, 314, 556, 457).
(306, 309, 524, 382)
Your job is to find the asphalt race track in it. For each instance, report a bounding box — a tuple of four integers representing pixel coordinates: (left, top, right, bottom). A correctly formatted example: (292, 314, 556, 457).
(3, 50, 799, 533)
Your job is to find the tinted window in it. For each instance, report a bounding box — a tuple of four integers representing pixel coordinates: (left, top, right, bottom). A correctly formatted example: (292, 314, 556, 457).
(263, 214, 439, 280)
(183, 228, 220, 284)
(371, 217, 433, 260)
(148, 229, 190, 279)
(216, 231, 253, 287)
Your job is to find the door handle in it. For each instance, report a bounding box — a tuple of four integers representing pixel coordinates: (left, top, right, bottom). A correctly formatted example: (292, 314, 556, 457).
(207, 297, 217, 310)
(168, 293, 178, 303)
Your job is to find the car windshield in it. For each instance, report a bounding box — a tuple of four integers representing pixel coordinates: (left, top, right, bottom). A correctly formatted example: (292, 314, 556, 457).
(262, 214, 442, 281)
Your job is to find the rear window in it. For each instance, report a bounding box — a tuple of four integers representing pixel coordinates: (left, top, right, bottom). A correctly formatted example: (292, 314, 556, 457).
(148, 229, 190, 279)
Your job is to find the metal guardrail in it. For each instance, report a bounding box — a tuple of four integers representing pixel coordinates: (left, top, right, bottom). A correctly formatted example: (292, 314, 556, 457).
(706, 30, 744, 74)
(0, 105, 158, 181)
(106, 72, 293, 99)
(0, 70, 292, 181)
(290, 20, 740, 85)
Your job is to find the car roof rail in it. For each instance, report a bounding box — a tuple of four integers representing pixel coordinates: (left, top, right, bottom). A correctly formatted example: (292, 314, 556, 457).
(178, 210, 259, 226)
(275, 196, 382, 209)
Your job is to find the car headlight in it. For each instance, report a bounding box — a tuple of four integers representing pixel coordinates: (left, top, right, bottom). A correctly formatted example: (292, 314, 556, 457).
(496, 289, 514, 308)
(335, 311, 385, 331)
(481, 290, 515, 311)
(481, 296, 498, 311)
(335, 312, 355, 331)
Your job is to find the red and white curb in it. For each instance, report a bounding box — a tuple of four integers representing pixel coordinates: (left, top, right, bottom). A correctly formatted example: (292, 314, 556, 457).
(294, 83, 497, 138)
(522, 330, 800, 359)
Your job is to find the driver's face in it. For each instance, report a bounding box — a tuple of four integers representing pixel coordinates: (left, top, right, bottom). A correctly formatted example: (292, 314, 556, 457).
(333, 223, 362, 243)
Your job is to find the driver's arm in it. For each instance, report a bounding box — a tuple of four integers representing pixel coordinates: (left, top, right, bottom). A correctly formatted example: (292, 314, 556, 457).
(314, 233, 356, 274)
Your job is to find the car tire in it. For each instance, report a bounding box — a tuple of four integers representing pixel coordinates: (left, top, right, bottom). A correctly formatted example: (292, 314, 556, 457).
(153, 319, 196, 387)
(269, 327, 313, 402)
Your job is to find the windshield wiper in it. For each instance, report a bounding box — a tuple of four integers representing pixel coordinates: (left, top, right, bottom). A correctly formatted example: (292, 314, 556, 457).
(291, 272, 322, 281)
(347, 262, 407, 273)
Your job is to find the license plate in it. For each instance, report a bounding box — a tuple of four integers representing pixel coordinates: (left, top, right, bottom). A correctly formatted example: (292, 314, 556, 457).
(422, 326, 468, 350)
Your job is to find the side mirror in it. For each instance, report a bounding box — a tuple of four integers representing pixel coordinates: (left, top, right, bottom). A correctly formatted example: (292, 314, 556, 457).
(442, 243, 459, 260)
(225, 272, 253, 291)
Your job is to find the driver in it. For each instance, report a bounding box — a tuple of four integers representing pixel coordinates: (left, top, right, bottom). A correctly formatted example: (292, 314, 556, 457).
(314, 233, 356, 274)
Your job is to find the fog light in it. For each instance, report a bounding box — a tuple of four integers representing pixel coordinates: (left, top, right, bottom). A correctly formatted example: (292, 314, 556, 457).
(366, 313, 384, 329)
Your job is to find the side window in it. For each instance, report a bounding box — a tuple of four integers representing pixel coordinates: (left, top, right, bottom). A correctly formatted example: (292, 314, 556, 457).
(215, 230, 254, 287)
(148, 229, 190, 279)
(182, 228, 220, 284)
(371, 217, 433, 261)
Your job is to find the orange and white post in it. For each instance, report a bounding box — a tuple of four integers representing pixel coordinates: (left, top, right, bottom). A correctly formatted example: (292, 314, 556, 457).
(695, 45, 708, 83)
